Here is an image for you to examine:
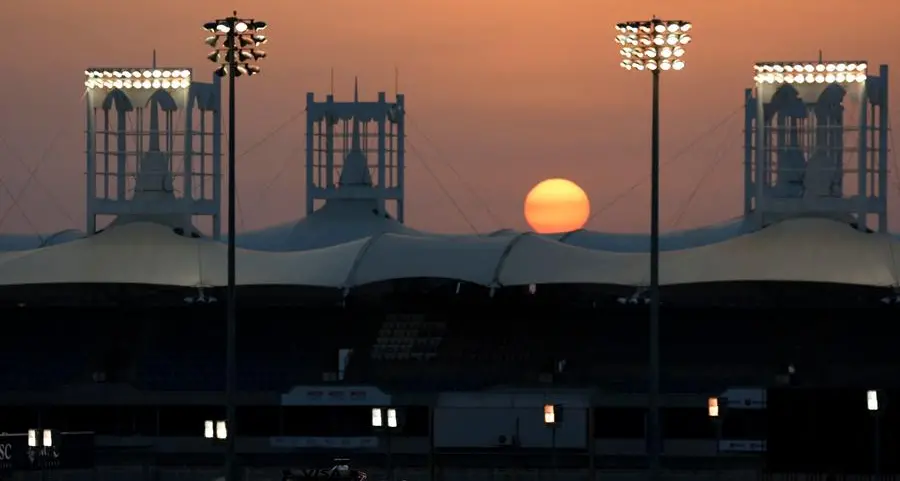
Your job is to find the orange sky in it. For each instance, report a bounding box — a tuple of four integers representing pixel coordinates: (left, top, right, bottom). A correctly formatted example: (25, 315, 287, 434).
(0, 0, 898, 235)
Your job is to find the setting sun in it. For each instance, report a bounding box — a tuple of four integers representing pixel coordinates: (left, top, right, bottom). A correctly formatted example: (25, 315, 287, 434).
(524, 178, 591, 234)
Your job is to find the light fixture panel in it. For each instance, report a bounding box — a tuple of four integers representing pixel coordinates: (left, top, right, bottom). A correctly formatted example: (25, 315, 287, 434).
(84, 68, 192, 91)
(615, 20, 691, 73)
(753, 61, 867, 85)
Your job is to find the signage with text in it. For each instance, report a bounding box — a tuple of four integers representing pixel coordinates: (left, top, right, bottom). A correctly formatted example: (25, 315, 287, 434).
(0, 433, 94, 471)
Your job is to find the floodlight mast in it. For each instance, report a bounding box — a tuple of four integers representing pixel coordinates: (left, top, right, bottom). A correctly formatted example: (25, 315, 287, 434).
(614, 17, 692, 481)
(201, 12, 268, 481)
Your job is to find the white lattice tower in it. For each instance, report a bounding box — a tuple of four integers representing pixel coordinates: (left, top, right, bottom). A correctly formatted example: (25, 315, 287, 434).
(744, 60, 890, 232)
(304, 79, 406, 221)
(84, 60, 223, 237)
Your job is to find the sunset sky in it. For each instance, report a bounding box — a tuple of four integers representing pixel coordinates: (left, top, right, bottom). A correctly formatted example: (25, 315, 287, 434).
(0, 0, 898, 236)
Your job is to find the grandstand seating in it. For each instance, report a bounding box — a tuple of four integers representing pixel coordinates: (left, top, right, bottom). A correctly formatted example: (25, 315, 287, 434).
(0, 321, 88, 390)
(0, 313, 379, 392)
(139, 315, 380, 391)
(0, 310, 898, 393)
(364, 314, 445, 389)
(139, 319, 225, 391)
(234, 317, 377, 391)
(360, 313, 900, 392)
(367, 316, 569, 389)
(369, 314, 444, 361)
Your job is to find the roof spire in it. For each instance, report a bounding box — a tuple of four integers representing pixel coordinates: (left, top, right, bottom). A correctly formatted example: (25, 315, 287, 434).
(350, 76, 360, 153)
(148, 48, 160, 151)
(339, 109, 372, 187)
(148, 97, 160, 151)
(351, 113, 361, 153)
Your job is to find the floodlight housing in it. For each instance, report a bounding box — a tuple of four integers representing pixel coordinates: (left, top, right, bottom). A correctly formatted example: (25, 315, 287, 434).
(27, 429, 52, 447)
(84, 68, 191, 90)
(371, 407, 382, 427)
(753, 61, 867, 85)
(203, 419, 227, 439)
(202, 14, 268, 77)
(543, 404, 562, 425)
(708, 397, 719, 417)
(867, 390, 879, 411)
(615, 19, 692, 72)
(371, 407, 399, 428)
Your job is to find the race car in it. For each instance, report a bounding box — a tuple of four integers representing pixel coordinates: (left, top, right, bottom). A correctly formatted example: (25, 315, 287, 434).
(282, 459, 368, 481)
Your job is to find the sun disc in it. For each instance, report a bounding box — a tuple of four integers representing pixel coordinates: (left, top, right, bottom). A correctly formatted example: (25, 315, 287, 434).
(524, 178, 591, 234)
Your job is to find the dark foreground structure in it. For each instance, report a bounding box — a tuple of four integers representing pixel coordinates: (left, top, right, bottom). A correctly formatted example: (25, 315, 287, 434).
(1, 280, 899, 481)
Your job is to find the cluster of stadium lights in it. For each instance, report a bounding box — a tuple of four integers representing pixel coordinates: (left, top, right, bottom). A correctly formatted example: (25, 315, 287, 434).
(203, 14, 268, 77)
(84, 69, 192, 90)
(753, 62, 868, 85)
(615, 20, 692, 71)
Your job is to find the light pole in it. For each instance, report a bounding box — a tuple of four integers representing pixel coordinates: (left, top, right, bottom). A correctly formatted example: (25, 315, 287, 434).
(372, 407, 401, 480)
(614, 18, 692, 480)
(201, 13, 268, 481)
(866, 390, 880, 477)
(543, 404, 562, 481)
(707, 397, 722, 481)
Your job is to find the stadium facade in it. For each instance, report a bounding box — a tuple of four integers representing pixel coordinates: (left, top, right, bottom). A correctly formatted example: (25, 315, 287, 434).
(0, 59, 896, 481)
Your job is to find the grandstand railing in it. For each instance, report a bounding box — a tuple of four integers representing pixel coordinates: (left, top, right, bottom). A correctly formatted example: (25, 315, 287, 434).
(12, 467, 891, 481)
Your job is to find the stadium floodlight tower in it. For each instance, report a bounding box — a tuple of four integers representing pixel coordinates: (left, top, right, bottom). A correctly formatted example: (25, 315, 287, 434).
(305, 79, 406, 221)
(614, 17, 692, 481)
(746, 59, 890, 232)
(84, 57, 222, 237)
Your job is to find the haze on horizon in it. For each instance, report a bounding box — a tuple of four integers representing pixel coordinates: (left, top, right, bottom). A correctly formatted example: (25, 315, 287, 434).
(0, 0, 898, 237)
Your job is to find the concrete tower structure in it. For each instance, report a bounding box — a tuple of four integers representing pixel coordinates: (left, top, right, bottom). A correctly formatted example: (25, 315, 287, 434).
(304, 80, 406, 221)
(745, 60, 890, 232)
(84, 58, 222, 237)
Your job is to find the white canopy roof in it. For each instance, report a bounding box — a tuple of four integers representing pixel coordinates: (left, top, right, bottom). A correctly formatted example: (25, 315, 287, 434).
(234, 219, 750, 253)
(0, 222, 362, 288)
(282, 199, 422, 251)
(0, 218, 897, 288)
(657, 217, 899, 286)
(554, 217, 752, 252)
